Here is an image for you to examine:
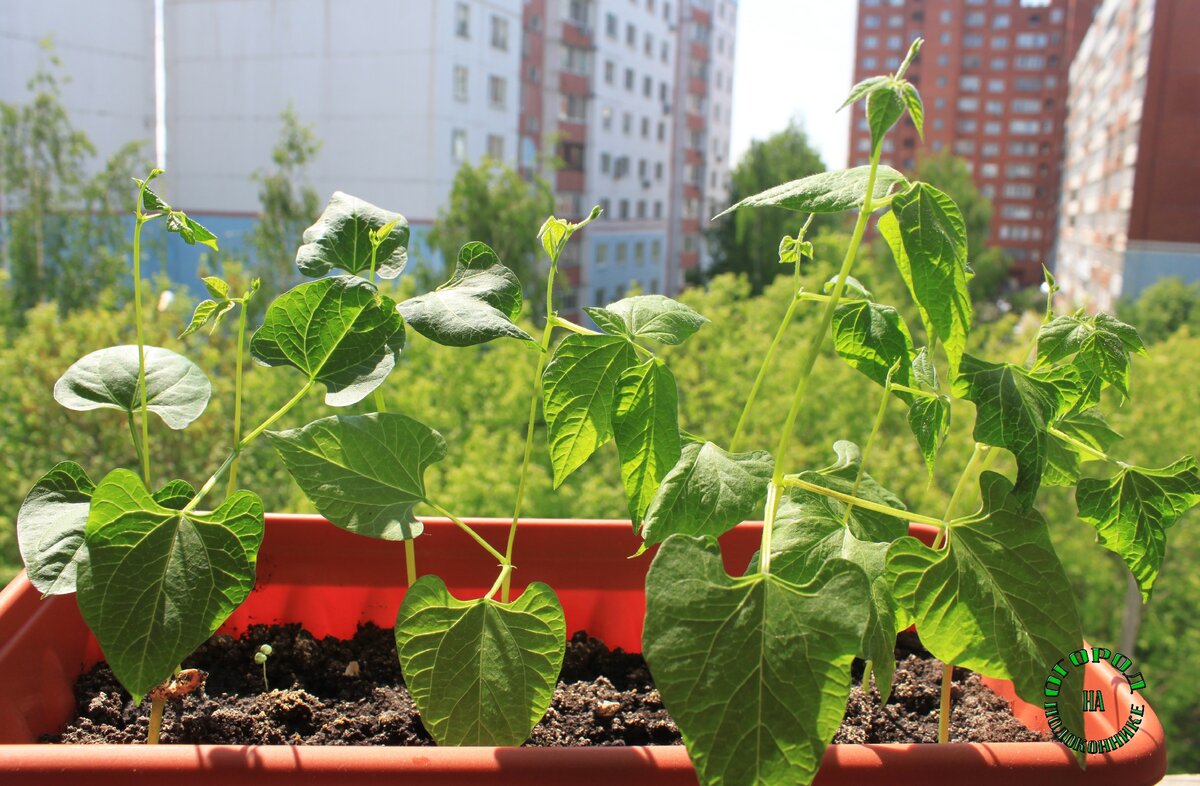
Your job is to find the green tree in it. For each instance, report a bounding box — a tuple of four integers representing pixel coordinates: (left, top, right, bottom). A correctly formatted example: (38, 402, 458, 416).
(428, 157, 554, 299)
(915, 152, 1010, 302)
(706, 123, 827, 294)
(0, 43, 145, 326)
(250, 105, 322, 299)
(1117, 277, 1200, 343)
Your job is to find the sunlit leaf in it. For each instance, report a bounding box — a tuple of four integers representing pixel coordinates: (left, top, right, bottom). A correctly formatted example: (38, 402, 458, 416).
(295, 191, 409, 279)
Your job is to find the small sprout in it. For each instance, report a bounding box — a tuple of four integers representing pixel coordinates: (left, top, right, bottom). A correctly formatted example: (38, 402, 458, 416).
(254, 644, 273, 691)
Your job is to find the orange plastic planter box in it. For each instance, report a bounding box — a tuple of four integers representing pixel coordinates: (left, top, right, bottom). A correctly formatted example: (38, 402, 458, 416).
(0, 515, 1167, 785)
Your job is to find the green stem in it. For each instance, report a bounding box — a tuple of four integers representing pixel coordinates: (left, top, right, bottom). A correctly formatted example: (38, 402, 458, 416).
(757, 481, 781, 574)
(147, 696, 164, 744)
(550, 315, 600, 336)
(796, 293, 868, 305)
(938, 662, 953, 743)
(425, 500, 506, 564)
(227, 304, 249, 497)
(485, 564, 513, 601)
(841, 367, 896, 525)
(132, 213, 151, 486)
(781, 476, 944, 528)
(1048, 426, 1123, 466)
(504, 257, 560, 602)
(182, 380, 315, 516)
(261, 661, 270, 692)
(932, 443, 989, 549)
(761, 147, 883, 571)
(127, 412, 145, 474)
(731, 292, 803, 453)
(888, 383, 939, 400)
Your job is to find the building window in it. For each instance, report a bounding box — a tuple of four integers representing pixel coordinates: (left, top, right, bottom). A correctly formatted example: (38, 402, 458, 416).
(1016, 33, 1048, 48)
(887, 34, 902, 49)
(987, 78, 1006, 93)
(864, 14, 880, 28)
(984, 121, 1002, 135)
(982, 142, 999, 157)
(619, 200, 629, 220)
(491, 15, 508, 49)
(622, 112, 632, 134)
(455, 2, 470, 38)
(1009, 119, 1039, 135)
(1004, 184, 1035, 199)
(560, 94, 587, 121)
(1006, 163, 1035, 178)
(605, 60, 615, 84)
(600, 152, 611, 174)
(1015, 77, 1042, 91)
(651, 239, 661, 260)
(1011, 98, 1041, 113)
(643, 75, 652, 97)
(616, 242, 628, 263)
(634, 241, 645, 263)
(1001, 204, 1034, 220)
(993, 14, 1010, 28)
(596, 243, 609, 265)
(489, 76, 507, 109)
(985, 100, 1003, 114)
(960, 75, 981, 92)
(606, 12, 618, 37)
(641, 116, 650, 138)
(564, 45, 590, 75)
(654, 202, 662, 219)
(965, 11, 985, 26)
(863, 56, 878, 69)
(654, 162, 663, 180)
(1015, 55, 1045, 70)
(487, 134, 504, 159)
(864, 35, 878, 48)
(594, 287, 606, 305)
(964, 34, 983, 47)
(980, 163, 999, 178)
(644, 33, 653, 56)
(990, 57, 1007, 70)
(451, 129, 467, 163)
(625, 68, 635, 90)
(453, 65, 469, 101)
(601, 105, 613, 130)
(626, 22, 636, 46)
(958, 97, 979, 111)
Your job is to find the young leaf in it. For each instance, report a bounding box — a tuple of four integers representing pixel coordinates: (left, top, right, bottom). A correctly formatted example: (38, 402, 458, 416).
(644, 535, 870, 786)
(838, 75, 889, 110)
(640, 441, 773, 545)
(139, 183, 220, 251)
(295, 191, 409, 279)
(179, 299, 235, 338)
(1036, 313, 1146, 397)
(54, 345, 212, 429)
(266, 413, 447, 540)
(613, 359, 682, 524)
(1076, 457, 1200, 602)
(250, 276, 405, 406)
(397, 241, 533, 346)
(16, 462, 95, 596)
(866, 85, 906, 151)
(824, 274, 872, 299)
(831, 300, 915, 395)
(713, 166, 907, 219)
(901, 82, 924, 139)
(584, 295, 709, 345)
(394, 577, 566, 746)
(778, 235, 814, 266)
(538, 216, 571, 260)
(880, 183, 972, 381)
(541, 334, 637, 486)
(888, 471, 1086, 747)
(76, 469, 264, 702)
(908, 395, 951, 478)
(201, 276, 231, 300)
(953, 354, 1060, 509)
(1043, 408, 1122, 487)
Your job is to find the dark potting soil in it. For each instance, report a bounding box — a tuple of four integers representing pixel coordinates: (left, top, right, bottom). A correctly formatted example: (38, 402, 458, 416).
(47, 626, 1047, 746)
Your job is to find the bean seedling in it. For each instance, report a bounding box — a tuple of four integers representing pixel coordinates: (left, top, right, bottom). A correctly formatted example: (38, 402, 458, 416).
(254, 644, 273, 691)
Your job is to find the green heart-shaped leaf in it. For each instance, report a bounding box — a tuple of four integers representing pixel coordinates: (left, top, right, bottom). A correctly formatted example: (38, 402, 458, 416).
(880, 183, 972, 381)
(832, 300, 914, 394)
(613, 358, 682, 524)
(542, 333, 637, 486)
(296, 191, 409, 279)
(1036, 313, 1146, 397)
(1076, 457, 1200, 602)
(16, 462, 95, 596)
(54, 345, 212, 429)
(714, 166, 907, 218)
(644, 535, 870, 786)
(954, 354, 1060, 509)
(250, 276, 405, 406)
(641, 441, 774, 545)
(266, 413, 446, 540)
(888, 471, 1085, 743)
(76, 469, 264, 701)
(394, 576, 566, 746)
(397, 242, 532, 346)
(585, 295, 709, 345)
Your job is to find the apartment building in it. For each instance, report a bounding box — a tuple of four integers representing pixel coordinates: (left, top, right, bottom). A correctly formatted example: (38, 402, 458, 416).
(1053, 0, 1200, 312)
(847, 0, 1099, 285)
(520, 0, 735, 314)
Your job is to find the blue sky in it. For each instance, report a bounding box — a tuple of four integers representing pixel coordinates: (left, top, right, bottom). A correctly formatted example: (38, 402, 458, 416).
(730, 0, 857, 170)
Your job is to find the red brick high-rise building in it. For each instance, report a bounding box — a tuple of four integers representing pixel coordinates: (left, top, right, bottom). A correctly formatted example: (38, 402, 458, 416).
(848, 0, 1100, 284)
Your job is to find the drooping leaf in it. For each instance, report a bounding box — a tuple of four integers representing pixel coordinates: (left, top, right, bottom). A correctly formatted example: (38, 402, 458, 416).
(641, 441, 773, 545)
(908, 395, 951, 478)
(54, 345, 212, 429)
(394, 577, 565, 746)
(839, 75, 889, 110)
(179, 298, 235, 338)
(880, 184, 972, 381)
(250, 275, 405, 406)
(541, 334, 637, 486)
(584, 295, 709, 345)
(1036, 313, 1146, 397)
(1076, 457, 1200, 602)
(1043, 408, 1122, 487)
(866, 85, 906, 151)
(832, 300, 914, 394)
(954, 354, 1060, 508)
(76, 469, 263, 702)
(644, 535, 870, 786)
(613, 359, 681, 525)
(16, 462, 95, 596)
(888, 471, 1086, 746)
(266, 413, 446, 540)
(397, 242, 532, 346)
(295, 191, 409, 279)
(824, 274, 871, 299)
(714, 166, 907, 219)
(139, 182, 219, 251)
(901, 82, 924, 139)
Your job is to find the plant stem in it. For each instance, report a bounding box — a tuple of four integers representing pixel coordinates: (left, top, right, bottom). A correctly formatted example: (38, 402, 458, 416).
(760, 147, 883, 570)
(932, 442, 989, 549)
(485, 564, 513, 601)
(1047, 426, 1123, 466)
(147, 696, 164, 745)
(887, 383, 939, 400)
(182, 380, 315, 515)
(504, 256, 560, 602)
(938, 662, 953, 743)
(127, 412, 145, 473)
(261, 661, 269, 691)
(227, 303, 249, 497)
(425, 500, 506, 564)
(757, 482, 780, 573)
(132, 212, 152, 486)
(841, 367, 896, 525)
(731, 292, 803, 453)
(549, 315, 600, 336)
(781, 476, 944, 528)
